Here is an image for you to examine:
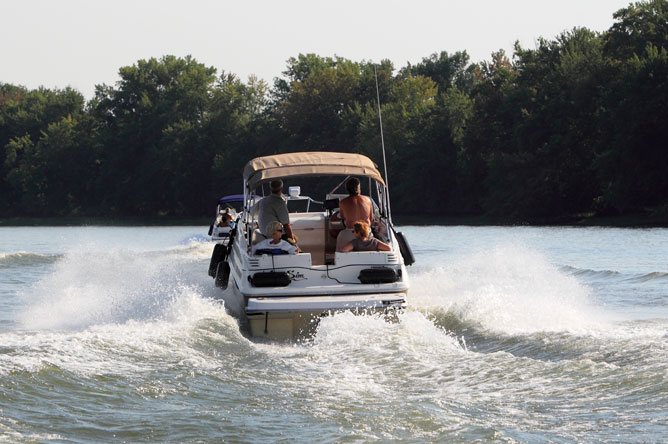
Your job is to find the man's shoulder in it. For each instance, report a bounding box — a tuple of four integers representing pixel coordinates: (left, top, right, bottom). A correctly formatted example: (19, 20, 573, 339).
(341, 194, 369, 203)
(358, 195, 373, 207)
(260, 194, 280, 206)
(268, 194, 286, 203)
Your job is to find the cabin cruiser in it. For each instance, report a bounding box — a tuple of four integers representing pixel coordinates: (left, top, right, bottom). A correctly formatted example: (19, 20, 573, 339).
(208, 152, 414, 340)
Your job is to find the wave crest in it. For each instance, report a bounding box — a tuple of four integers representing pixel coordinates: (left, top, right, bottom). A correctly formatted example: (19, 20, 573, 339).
(0, 251, 62, 267)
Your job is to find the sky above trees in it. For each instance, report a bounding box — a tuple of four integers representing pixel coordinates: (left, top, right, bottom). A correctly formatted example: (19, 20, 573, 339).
(3, 0, 631, 99)
(3, 0, 667, 220)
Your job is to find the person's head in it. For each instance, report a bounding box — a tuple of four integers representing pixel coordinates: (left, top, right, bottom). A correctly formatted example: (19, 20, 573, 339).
(225, 208, 230, 214)
(346, 178, 360, 196)
(270, 180, 283, 195)
(353, 221, 370, 239)
(266, 221, 283, 240)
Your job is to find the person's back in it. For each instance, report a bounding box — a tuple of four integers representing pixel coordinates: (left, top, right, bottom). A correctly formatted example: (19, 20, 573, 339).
(336, 178, 374, 250)
(258, 193, 289, 236)
(255, 179, 296, 241)
(339, 194, 373, 229)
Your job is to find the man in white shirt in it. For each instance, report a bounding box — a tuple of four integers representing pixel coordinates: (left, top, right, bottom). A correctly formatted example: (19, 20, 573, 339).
(252, 221, 299, 255)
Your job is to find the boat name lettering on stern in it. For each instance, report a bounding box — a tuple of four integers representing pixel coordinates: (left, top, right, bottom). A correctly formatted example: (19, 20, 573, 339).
(287, 270, 306, 281)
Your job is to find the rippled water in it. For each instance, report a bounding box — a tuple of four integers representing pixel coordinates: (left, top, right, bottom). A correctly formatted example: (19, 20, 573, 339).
(1, 226, 667, 443)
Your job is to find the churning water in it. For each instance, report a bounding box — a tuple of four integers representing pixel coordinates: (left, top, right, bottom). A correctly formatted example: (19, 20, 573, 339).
(1, 226, 667, 443)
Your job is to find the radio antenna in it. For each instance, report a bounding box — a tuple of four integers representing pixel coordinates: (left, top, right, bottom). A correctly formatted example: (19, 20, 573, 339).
(374, 65, 392, 222)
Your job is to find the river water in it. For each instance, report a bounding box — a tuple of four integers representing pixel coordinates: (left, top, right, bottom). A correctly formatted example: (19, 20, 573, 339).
(1, 226, 666, 443)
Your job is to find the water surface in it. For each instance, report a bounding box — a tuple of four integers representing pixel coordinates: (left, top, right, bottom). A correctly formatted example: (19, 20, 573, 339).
(1, 226, 667, 442)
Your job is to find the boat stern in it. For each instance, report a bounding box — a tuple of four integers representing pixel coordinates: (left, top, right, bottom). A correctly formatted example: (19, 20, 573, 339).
(245, 292, 406, 339)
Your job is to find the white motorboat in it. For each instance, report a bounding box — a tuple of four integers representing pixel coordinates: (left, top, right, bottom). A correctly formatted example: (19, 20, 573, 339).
(207, 195, 243, 243)
(208, 152, 414, 340)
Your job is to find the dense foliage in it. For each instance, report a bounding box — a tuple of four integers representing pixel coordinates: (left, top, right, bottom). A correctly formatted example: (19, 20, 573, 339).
(2, 1, 667, 222)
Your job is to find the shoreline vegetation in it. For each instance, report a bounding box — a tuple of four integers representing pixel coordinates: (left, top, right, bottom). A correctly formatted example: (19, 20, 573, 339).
(3, 211, 668, 228)
(2, 1, 667, 224)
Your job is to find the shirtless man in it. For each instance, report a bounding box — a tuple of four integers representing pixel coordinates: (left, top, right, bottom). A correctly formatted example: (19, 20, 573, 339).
(336, 177, 374, 250)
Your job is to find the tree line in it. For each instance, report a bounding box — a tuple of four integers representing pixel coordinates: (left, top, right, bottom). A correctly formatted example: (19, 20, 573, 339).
(1, 0, 667, 222)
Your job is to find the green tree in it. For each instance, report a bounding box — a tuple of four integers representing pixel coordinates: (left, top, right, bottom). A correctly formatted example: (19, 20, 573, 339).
(272, 54, 394, 154)
(502, 28, 607, 219)
(604, 0, 668, 60)
(1, 85, 87, 216)
(400, 50, 476, 94)
(597, 44, 668, 212)
(460, 50, 519, 216)
(92, 55, 217, 216)
(208, 72, 274, 200)
(4, 115, 99, 216)
(355, 74, 442, 212)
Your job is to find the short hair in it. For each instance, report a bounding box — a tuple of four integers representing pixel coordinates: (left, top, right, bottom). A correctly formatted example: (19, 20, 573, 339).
(270, 180, 283, 193)
(346, 178, 360, 195)
(353, 221, 370, 238)
(265, 220, 283, 235)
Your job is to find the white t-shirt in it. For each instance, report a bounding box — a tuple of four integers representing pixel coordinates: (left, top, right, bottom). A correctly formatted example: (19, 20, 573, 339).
(252, 238, 298, 255)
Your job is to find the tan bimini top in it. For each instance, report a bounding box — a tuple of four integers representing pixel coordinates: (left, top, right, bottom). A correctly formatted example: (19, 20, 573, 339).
(243, 152, 385, 189)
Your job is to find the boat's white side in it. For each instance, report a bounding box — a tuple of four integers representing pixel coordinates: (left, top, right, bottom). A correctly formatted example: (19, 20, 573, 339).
(218, 212, 409, 339)
(210, 225, 232, 242)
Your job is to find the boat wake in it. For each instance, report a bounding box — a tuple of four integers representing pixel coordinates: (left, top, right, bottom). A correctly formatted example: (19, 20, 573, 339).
(409, 244, 614, 336)
(2, 235, 666, 425)
(12, 240, 649, 339)
(9, 239, 665, 361)
(16, 241, 217, 331)
(3, 240, 248, 376)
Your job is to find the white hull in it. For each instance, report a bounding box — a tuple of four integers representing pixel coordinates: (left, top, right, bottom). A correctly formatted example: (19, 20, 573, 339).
(215, 215, 409, 340)
(221, 289, 407, 340)
(245, 293, 406, 339)
(210, 226, 232, 243)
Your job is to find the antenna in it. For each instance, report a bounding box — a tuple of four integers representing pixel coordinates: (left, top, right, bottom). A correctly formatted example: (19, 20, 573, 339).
(374, 65, 392, 223)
